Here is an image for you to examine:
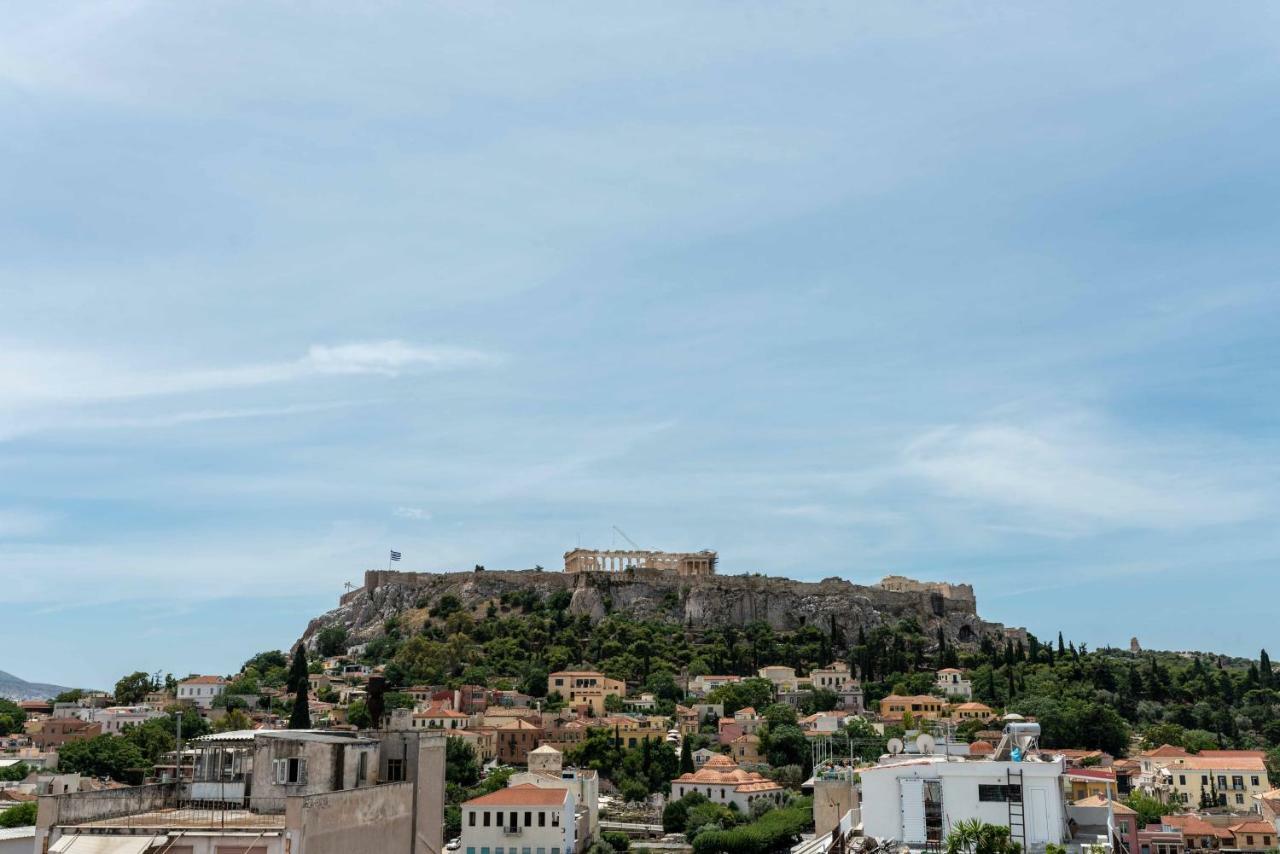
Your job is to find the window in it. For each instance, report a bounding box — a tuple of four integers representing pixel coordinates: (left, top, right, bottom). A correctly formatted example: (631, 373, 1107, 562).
(387, 759, 405, 782)
(539, 813, 546, 827)
(552, 813, 560, 827)
(469, 813, 476, 827)
(1179, 775, 1186, 785)
(1233, 776, 1244, 790)
(1247, 837, 1254, 846)
(1218, 776, 1227, 789)
(356, 752, 368, 785)
(273, 757, 306, 784)
(468, 848, 476, 854)
(978, 784, 1021, 803)
(1236, 794, 1245, 805)
(524, 812, 532, 827)
(484, 811, 491, 827)
(1253, 776, 1261, 787)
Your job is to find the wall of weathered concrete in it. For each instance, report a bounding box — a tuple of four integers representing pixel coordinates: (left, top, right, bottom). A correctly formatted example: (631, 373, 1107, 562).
(288, 781, 414, 854)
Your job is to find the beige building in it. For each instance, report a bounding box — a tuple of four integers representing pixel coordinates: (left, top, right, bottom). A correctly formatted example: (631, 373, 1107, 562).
(547, 671, 625, 715)
(757, 666, 799, 692)
(177, 675, 228, 710)
(809, 662, 854, 692)
(670, 754, 786, 812)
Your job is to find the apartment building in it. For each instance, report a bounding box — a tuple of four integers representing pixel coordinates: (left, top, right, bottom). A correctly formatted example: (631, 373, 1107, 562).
(546, 672, 625, 716)
(176, 675, 228, 710)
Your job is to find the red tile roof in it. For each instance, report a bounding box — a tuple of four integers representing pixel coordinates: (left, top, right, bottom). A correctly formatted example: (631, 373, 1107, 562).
(465, 783, 569, 807)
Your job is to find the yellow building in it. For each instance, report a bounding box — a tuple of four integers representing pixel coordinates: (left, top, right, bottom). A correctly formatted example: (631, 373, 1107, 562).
(952, 701, 995, 721)
(590, 715, 670, 749)
(1163, 753, 1269, 809)
(808, 662, 855, 692)
(547, 671, 626, 715)
(878, 694, 945, 722)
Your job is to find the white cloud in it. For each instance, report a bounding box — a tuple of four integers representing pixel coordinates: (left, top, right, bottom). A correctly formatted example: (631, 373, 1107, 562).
(393, 506, 431, 521)
(902, 417, 1263, 532)
(0, 340, 495, 409)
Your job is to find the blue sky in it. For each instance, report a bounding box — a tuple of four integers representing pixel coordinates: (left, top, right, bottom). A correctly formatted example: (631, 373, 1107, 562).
(3, 2, 1279, 690)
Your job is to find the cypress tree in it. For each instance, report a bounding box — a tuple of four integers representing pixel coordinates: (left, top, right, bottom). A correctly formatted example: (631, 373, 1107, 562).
(287, 646, 312, 729)
(679, 737, 694, 773)
(1057, 632, 1066, 656)
(1261, 650, 1273, 689)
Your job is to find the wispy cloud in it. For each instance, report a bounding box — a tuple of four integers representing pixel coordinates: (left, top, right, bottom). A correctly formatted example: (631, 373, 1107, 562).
(902, 415, 1264, 533)
(0, 340, 496, 407)
(393, 506, 431, 521)
(0, 508, 55, 539)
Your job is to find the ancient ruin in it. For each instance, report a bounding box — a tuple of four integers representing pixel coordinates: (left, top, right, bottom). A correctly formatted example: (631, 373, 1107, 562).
(563, 548, 716, 576)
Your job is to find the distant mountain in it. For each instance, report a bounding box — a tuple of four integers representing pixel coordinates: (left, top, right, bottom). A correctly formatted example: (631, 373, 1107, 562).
(0, 670, 73, 702)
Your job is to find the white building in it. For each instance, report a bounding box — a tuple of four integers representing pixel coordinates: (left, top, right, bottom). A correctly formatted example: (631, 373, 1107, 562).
(90, 705, 167, 734)
(860, 755, 1067, 849)
(670, 754, 786, 813)
(177, 676, 228, 710)
(809, 662, 855, 691)
(462, 783, 576, 854)
(509, 745, 600, 837)
(935, 668, 973, 700)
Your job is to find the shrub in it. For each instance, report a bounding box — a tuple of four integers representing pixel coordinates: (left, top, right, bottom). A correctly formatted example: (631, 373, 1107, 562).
(603, 831, 631, 852)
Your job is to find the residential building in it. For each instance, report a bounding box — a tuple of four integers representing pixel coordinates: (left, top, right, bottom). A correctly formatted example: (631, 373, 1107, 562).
(952, 702, 994, 721)
(860, 754, 1068, 849)
(35, 729, 446, 854)
(730, 734, 763, 765)
(461, 784, 576, 854)
(455, 728, 498, 763)
(412, 704, 471, 730)
(878, 694, 945, 722)
(509, 744, 600, 837)
(692, 748, 718, 768)
(1069, 795, 1138, 853)
(497, 719, 545, 765)
(90, 704, 167, 734)
(674, 706, 699, 736)
(1161, 814, 1231, 851)
(936, 668, 973, 700)
(546, 672, 625, 716)
(590, 715, 669, 749)
(1137, 822, 1187, 854)
(625, 693, 656, 712)
(177, 675, 228, 710)
(1162, 753, 1268, 809)
(670, 754, 786, 811)
(1231, 821, 1275, 851)
(1066, 767, 1116, 801)
(688, 675, 740, 697)
(809, 662, 854, 692)
(31, 718, 101, 750)
(757, 665, 799, 692)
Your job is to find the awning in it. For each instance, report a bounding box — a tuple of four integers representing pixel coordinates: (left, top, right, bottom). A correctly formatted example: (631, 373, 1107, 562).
(49, 834, 163, 853)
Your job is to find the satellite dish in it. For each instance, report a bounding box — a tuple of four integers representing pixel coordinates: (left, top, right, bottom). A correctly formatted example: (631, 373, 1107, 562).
(916, 734, 936, 755)
(887, 738, 904, 755)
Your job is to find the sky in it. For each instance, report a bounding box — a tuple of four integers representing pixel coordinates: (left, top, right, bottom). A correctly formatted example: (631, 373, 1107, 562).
(3, 2, 1279, 690)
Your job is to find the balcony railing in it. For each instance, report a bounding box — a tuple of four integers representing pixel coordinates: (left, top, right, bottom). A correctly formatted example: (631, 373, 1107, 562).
(503, 826, 522, 836)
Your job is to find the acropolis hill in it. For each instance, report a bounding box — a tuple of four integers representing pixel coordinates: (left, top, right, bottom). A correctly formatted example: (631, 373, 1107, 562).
(301, 548, 1025, 651)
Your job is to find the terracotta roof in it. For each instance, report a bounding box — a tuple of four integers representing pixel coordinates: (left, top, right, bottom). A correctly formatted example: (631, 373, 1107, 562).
(1142, 744, 1189, 758)
(415, 707, 469, 718)
(1230, 821, 1274, 835)
(181, 675, 227, 685)
(465, 783, 569, 807)
(703, 754, 738, 768)
(1074, 795, 1135, 814)
(954, 702, 993, 711)
(969, 740, 994, 754)
(1163, 815, 1219, 836)
(736, 707, 757, 716)
(1066, 768, 1116, 781)
(1199, 750, 1267, 759)
(1169, 755, 1266, 771)
(497, 719, 542, 731)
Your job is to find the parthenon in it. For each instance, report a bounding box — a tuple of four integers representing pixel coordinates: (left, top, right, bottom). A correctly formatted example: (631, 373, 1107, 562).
(563, 548, 717, 576)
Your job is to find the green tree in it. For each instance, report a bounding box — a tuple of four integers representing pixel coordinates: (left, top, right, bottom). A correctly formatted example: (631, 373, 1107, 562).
(316, 626, 349, 657)
(0, 802, 37, 828)
(214, 708, 254, 732)
(0, 762, 30, 782)
(58, 735, 148, 783)
(680, 738, 695, 773)
(0, 699, 26, 736)
(446, 737, 481, 788)
(1125, 791, 1166, 827)
(287, 645, 310, 695)
(114, 671, 155, 705)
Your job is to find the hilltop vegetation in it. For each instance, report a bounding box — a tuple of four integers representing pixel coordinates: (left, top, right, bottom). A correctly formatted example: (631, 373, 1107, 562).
(348, 588, 1280, 770)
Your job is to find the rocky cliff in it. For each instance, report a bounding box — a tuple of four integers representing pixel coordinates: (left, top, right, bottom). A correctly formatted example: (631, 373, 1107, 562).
(300, 568, 1025, 651)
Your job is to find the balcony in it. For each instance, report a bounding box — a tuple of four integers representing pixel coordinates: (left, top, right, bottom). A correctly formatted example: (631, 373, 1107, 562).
(503, 826, 522, 836)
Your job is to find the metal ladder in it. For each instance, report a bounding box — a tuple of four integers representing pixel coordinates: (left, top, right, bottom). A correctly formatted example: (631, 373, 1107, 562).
(1007, 768, 1026, 851)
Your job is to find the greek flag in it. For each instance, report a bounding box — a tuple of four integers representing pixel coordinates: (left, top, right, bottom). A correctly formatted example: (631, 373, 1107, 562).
(390, 550, 402, 562)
